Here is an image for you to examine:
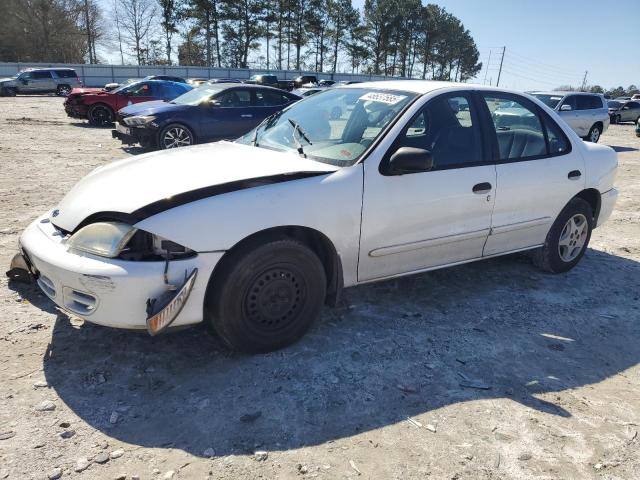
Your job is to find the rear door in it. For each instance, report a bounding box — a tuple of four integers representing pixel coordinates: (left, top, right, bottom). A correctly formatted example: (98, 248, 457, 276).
(253, 89, 295, 122)
(479, 92, 584, 256)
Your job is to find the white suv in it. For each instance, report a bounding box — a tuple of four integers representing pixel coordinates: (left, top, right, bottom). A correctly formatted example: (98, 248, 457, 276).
(10, 82, 618, 352)
(530, 91, 609, 143)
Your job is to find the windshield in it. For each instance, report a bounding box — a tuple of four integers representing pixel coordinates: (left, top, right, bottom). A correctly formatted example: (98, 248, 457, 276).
(608, 101, 622, 109)
(170, 85, 227, 105)
(532, 94, 564, 109)
(237, 88, 416, 167)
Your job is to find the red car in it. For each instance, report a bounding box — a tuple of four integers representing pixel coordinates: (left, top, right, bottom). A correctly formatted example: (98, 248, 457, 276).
(64, 80, 192, 126)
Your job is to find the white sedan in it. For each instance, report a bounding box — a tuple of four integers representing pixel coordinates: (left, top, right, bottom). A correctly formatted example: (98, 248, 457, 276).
(9, 81, 618, 352)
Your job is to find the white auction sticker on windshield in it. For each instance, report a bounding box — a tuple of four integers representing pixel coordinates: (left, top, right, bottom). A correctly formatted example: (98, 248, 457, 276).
(359, 92, 407, 105)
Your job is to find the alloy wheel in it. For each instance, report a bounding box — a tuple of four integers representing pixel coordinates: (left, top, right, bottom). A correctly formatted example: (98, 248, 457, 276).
(57, 85, 71, 96)
(558, 213, 588, 262)
(162, 127, 192, 148)
(589, 127, 600, 143)
(91, 107, 111, 125)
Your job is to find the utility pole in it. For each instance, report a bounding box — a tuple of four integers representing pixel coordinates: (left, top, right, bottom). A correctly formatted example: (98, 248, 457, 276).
(581, 71, 588, 91)
(496, 46, 506, 87)
(83, 0, 93, 64)
(483, 50, 492, 85)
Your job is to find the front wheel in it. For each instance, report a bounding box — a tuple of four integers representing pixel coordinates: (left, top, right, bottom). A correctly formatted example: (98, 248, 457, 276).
(532, 198, 593, 273)
(2, 87, 17, 97)
(586, 124, 601, 143)
(159, 123, 194, 149)
(206, 238, 326, 353)
(612, 114, 620, 124)
(88, 104, 114, 126)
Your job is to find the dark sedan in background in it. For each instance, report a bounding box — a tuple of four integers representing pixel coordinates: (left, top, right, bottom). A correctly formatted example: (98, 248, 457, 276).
(112, 84, 300, 150)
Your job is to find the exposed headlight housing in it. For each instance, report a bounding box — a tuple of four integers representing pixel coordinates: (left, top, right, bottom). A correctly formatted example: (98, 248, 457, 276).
(67, 222, 137, 258)
(124, 115, 155, 126)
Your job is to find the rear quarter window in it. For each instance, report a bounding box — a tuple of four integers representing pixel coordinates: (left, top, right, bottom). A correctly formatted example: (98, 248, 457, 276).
(54, 70, 77, 78)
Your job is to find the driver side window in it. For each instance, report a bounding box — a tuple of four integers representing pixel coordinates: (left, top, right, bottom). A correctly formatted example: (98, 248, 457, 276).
(395, 94, 482, 169)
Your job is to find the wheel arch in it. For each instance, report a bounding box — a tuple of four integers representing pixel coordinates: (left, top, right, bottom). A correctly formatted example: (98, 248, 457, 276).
(573, 188, 601, 224)
(159, 121, 198, 145)
(205, 225, 344, 311)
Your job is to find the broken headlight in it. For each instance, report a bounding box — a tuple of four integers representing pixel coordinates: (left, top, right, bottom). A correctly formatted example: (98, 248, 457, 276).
(118, 230, 196, 261)
(67, 222, 137, 258)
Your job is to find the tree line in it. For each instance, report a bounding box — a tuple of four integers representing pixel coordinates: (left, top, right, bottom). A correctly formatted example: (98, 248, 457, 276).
(555, 84, 640, 99)
(1, 0, 481, 80)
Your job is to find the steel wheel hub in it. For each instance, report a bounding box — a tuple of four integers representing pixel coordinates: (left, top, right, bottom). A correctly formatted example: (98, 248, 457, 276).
(245, 267, 304, 330)
(558, 213, 588, 262)
(163, 128, 191, 148)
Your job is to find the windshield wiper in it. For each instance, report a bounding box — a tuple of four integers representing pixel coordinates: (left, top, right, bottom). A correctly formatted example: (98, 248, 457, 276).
(288, 118, 312, 156)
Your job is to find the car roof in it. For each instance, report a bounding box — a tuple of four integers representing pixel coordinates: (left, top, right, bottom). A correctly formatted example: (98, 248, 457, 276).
(340, 79, 512, 95)
(526, 91, 601, 97)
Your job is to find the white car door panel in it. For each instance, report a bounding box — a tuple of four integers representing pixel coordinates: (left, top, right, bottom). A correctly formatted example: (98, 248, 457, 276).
(481, 92, 585, 256)
(359, 165, 496, 281)
(358, 92, 496, 282)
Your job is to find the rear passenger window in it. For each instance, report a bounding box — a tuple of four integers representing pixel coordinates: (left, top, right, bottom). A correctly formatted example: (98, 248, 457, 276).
(32, 71, 53, 79)
(577, 95, 601, 110)
(395, 94, 482, 169)
(255, 90, 291, 106)
(483, 94, 547, 160)
(54, 70, 76, 78)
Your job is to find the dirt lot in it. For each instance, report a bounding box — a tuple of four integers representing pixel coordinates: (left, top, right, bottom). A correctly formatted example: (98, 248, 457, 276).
(0, 96, 639, 480)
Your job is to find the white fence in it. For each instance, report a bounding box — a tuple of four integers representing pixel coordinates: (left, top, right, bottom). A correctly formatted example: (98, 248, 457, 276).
(0, 62, 398, 88)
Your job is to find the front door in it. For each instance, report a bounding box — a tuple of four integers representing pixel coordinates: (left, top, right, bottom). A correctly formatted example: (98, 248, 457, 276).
(479, 92, 585, 256)
(557, 95, 585, 136)
(200, 88, 256, 141)
(358, 92, 496, 282)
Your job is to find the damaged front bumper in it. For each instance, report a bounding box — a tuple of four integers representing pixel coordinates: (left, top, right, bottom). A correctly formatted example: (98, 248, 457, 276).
(10, 215, 223, 332)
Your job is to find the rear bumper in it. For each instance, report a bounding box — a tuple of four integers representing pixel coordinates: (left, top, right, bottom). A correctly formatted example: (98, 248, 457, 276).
(16, 215, 223, 330)
(596, 187, 618, 227)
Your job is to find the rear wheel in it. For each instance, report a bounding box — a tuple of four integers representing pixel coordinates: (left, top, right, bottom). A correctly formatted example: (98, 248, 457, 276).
(206, 238, 326, 353)
(532, 198, 593, 273)
(586, 124, 601, 143)
(159, 123, 194, 149)
(88, 104, 114, 126)
(56, 84, 71, 96)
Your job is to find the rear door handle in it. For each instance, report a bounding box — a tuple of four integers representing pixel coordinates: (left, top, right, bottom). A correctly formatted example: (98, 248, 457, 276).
(472, 182, 492, 194)
(241, 114, 253, 118)
(568, 170, 582, 180)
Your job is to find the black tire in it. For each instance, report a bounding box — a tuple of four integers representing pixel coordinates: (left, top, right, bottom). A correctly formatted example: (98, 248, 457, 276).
(612, 114, 620, 124)
(206, 237, 326, 353)
(2, 87, 17, 97)
(88, 104, 114, 126)
(159, 123, 194, 149)
(585, 124, 601, 143)
(532, 198, 593, 274)
(56, 84, 71, 96)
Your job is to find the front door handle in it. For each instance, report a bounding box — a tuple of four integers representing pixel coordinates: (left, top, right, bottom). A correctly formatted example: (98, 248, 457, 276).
(241, 114, 253, 118)
(472, 182, 492, 194)
(568, 170, 582, 180)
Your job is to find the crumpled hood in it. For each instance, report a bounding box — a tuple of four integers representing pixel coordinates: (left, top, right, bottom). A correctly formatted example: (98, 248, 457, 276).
(51, 141, 337, 232)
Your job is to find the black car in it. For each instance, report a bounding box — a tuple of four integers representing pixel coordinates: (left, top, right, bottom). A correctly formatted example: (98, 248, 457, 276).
(246, 74, 279, 88)
(293, 75, 318, 88)
(112, 84, 300, 150)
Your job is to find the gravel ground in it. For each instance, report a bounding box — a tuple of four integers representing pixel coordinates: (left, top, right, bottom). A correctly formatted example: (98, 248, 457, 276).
(0, 96, 639, 480)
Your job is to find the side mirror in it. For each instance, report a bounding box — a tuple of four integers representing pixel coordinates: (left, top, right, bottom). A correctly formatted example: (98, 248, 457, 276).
(560, 104, 572, 111)
(388, 147, 433, 175)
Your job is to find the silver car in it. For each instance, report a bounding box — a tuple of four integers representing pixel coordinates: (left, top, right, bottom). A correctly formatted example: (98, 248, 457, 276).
(530, 91, 609, 143)
(0, 68, 82, 97)
(608, 100, 640, 124)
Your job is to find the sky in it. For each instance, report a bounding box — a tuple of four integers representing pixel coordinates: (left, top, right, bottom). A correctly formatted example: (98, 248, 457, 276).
(352, 0, 640, 91)
(99, 0, 639, 92)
